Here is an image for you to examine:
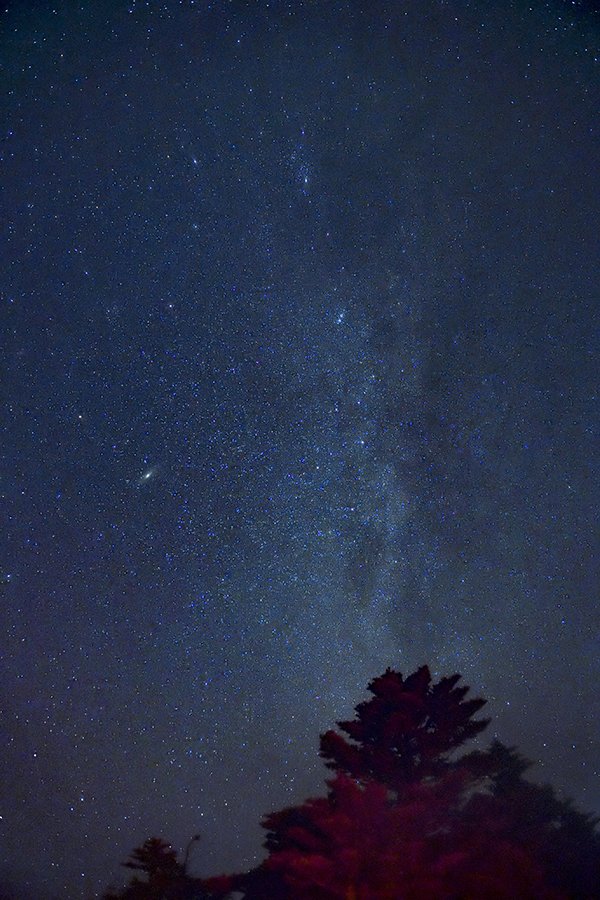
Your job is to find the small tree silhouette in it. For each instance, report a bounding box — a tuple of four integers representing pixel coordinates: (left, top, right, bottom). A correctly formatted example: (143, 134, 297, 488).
(104, 836, 210, 899)
(124, 838, 183, 880)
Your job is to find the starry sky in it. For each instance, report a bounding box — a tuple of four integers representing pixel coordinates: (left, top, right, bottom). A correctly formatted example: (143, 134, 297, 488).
(1, 1, 599, 897)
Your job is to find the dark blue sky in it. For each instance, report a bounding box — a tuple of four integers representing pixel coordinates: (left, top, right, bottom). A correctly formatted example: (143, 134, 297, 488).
(1, 1, 598, 897)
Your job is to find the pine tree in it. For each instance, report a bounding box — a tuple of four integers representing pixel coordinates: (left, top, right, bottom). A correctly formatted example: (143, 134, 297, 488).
(103, 837, 210, 900)
(480, 741, 600, 898)
(238, 769, 564, 899)
(123, 838, 183, 881)
(319, 665, 490, 790)
(231, 667, 567, 898)
(110, 666, 600, 900)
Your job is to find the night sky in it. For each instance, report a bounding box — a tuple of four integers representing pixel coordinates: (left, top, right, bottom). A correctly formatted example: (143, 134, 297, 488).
(1, 1, 599, 897)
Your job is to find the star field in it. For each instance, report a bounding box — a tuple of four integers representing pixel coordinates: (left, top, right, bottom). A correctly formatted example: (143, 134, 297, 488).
(1, 2, 599, 897)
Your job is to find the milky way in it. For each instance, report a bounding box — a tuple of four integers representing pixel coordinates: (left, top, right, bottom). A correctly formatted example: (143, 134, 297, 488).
(1, 2, 598, 897)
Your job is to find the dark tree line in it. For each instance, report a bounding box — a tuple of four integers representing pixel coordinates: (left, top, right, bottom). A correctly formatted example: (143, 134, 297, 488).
(104, 666, 600, 899)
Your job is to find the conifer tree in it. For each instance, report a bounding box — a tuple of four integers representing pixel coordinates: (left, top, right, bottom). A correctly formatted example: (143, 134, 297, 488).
(103, 837, 210, 900)
(480, 740, 600, 898)
(239, 770, 563, 899)
(109, 666, 600, 900)
(124, 838, 183, 881)
(319, 665, 490, 790)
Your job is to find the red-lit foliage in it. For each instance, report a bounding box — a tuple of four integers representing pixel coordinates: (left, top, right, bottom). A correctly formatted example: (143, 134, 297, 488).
(239, 771, 563, 899)
(106, 666, 600, 900)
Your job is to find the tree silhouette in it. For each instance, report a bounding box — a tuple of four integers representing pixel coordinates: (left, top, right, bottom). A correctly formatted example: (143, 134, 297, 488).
(231, 667, 570, 899)
(107, 665, 600, 899)
(319, 665, 490, 790)
(124, 838, 183, 880)
(238, 770, 563, 899)
(103, 837, 211, 900)
(479, 741, 600, 898)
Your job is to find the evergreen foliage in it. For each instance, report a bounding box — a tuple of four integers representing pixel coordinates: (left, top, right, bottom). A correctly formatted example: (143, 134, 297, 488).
(105, 666, 600, 899)
(319, 665, 490, 789)
(103, 837, 209, 900)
